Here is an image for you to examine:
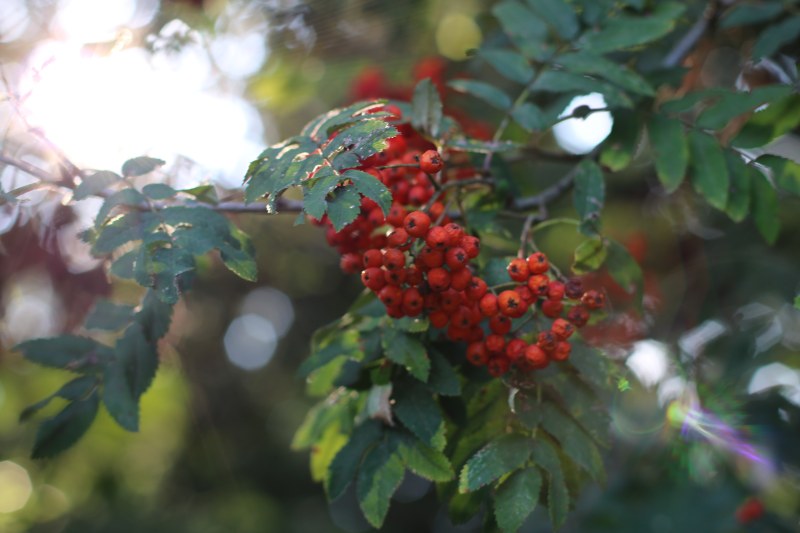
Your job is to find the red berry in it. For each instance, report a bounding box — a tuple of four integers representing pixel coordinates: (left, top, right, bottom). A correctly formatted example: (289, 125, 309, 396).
(378, 285, 403, 307)
(387, 228, 411, 249)
(527, 274, 549, 297)
(460, 235, 481, 258)
(445, 247, 469, 270)
(489, 314, 512, 335)
(541, 299, 564, 318)
(418, 246, 444, 269)
(361, 267, 386, 291)
(551, 318, 575, 340)
(363, 249, 383, 268)
(384, 267, 407, 286)
(340, 253, 362, 273)
(565, 278, 583, 299)
(525, 345, 549, 369)
(427, 267, 451, 292)
(450, 268, 473, 291)
(581, 290, 605, 310)
(537, 331, 558, 352)
(498, 290, 526, 318)
(487, 356, 510, 377)
(466, 277, 488, 301)
(429, 310, 449, 328)
(567, 305, 590, 327)
(479, 293, 498, 316)
(485, 334, 506, 354)
(466, 342, 489, 366)
(526, 252, 549, 274)
(419, 149, 443, 173)
(547, 281, 565, 300)
(402, 288, 423, 316)
(429, 201, 445, 221)
(425, 226, 449, 249)
(406, 266, 423, 286)
(552, 341, 571, 361)
(404, 211, 431, 239)
(505, 339, 527, 362)
(507, 258, 529, 282)
(452, 306, 473, 329)
(383, 248, 406, 271)
(735, 498, 764, 524)
(442, 223, 464, 247)
(387, 203, 407, 227)
(439, 289, 463, 312)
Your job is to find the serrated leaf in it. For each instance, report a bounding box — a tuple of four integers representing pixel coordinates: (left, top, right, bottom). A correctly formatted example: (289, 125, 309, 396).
(556, 52, 655, 97)
(102, 359, 138, 431)
(494, 467, 543, 533)
(427, 351, 461, 396)
(539, 403, 605, 482)
(393, 377, 443, 447)
(327, 420, 384, 500)
(752, 169, 780, 244)
(116, 322, 158, 399)
(511, 102, 547, 132)
(15, 335, 109, 373)
(532, 70, 632, 108)
(356, 439, 405, 529)
(480, 48, 535, 85)
(688, 130, 729, 210)
(93, 211, 158, 254)
(572, 237, 607, 274)
(696, 85, 794, 130)
(605, 239, 643, 303)
(74, 171, 122, 200)
(142, 183, 177, 200)
(394, 431, 454, 482)
(530, 438, 570, 529)
(527, 0, 579, 39)
(31, 392, 99, 459)
(85, 300, 135, 331)
(578, 3, 685, 53)
(573, 159, 605, 236)
(382, 327, 430, 382)
(721, 2, 784, 28)
(110, 250, 136, 279)
(327, 185, 362, 231)
(95, 188, 147, 228)
(647, 115, 688, 193)
(724, 151, 752, 222)
(448, 79, 512, 110)
(121, 156, 166, 177)
(411, 78, 443, 138)
(299, 329, 362, 378)
(599, 110, 640, 172)
(753, 16, 800, 59)
(19, 375, 97, 422)
(492, 1, 551, 60)
(459, 434, 534, 493)
(135, 290, 174, 342)
(219, 224, 257, 282)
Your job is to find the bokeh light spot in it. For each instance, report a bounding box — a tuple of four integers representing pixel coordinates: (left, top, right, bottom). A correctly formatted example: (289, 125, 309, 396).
(436, 13, 482, 60)
(626, 340, 669, 388)
(224, 313, 277, 371)
(0, 461, 32, 513)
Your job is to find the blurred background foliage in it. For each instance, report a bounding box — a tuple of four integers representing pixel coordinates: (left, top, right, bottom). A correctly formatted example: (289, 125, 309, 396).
(0, 0, 799, 531)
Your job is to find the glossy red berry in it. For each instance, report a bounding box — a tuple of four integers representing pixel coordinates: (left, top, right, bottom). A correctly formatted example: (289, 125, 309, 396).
(507, 258, 529, 282)
(445, 247, 468, 270)
(466, 277, 488, 301)
(547, 281, 565, 301)
(387, 228, 411, 249)
(552, 341, 572, 361)
(526, 252, 549, 274)
(378, 285, 403, 307)
(404, 211, 431, 239)
(361, 267, 386, 291)
(363, 249, 383, 268)
(524, 344, 549, 369)
(340, 253, 362, 273)
(479, 293, 498, 316)
(527, 274, 549, 297)
(383, 248, 406, 271)
(489, 314, 512, 335)
(429, 310, 449, 328)
(551, 318, 575, 340)
(565, 277, 584, 299)
(541, 299, 563, 318)
(425, 226, 449, 249)
(419, 149, 443, 173)
(498, 290, 525, 318)
(450, 268, 472, 291)
(427, 267, 451, 292)
(505, 339, 527, 362)
(485, 334, 506, 354)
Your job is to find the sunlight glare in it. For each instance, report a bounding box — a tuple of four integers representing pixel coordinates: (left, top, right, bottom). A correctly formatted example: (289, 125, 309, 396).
(54, 0, 138, 42)
(553, 93, 613, 154)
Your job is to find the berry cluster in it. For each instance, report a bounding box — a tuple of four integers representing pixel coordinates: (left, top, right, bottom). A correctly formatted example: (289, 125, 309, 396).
(316, 109, 604, 378)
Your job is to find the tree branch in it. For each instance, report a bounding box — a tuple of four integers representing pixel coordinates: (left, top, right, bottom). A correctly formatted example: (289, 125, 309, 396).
(511, 165, 578, 211)
(662, 1, 719, 68)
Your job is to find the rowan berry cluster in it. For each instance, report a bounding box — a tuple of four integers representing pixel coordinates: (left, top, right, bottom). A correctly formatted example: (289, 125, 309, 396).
(316, 109, 604, 378)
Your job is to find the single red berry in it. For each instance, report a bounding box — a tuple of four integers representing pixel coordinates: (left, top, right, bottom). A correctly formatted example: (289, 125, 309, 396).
(445, 247, 469, 270)
(466, 277, 488, 301)
(402, 288, 424, 316)
(408, 185, 432, 206)
(460, 235, 481, 258)
(429, 201, 445, 221)
(537, 331, 558, 352)
(507, 258, 529, 282)
(567, 305, 590, 327)
(383, 248, 406, 271)
(541, 299, 564, 318)
(404, 211, 431, 239)
(387, 228, 411, 249)
(485, 334, 506, 354)
(429, 310, 449, 328)
(452, 306, 473, 329)
(442, 223, 464, 247)
(439, 289, 464, 312)
(527, 274, 550, 297)
(526, 252, 549, 274)
(419, 149, 443, 173)
(487, 356, 510, 377)
(418, 246, 444, 269)
(363, 249, 383, 268)
(525, 344, 549, 369)
(514, 285, 535, 305)
(427, 267, 451, 292)
(581, 289, 605, 310)
(547, 281, 566, 301)
(466, 342, 489, 366)
(386, 203, 407, 227)
(378, 285, 403, 308)
(384, 267, 407, 286)
(489, 314, 512, 335)
(552, 341, 571, 361)
(505, 339, 527, 362)
(735, 498, 764, 524)
(551, 318, 575, 340)
(565, 277, 584, 299)
(361, 267, 386, 291)
(425, 226, 449, 249)
(498, 290, 526, 318)
(479, 293, 499, 316)
(386, 305, 405, 318)
(340, 253, 362, 274)
(450, 268, 473, 291)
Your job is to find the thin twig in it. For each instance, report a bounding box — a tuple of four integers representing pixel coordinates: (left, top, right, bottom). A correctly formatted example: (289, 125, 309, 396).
(0, 153, 58, 183)
(511, 165, 579, 211)
(662, 1, 719, 68)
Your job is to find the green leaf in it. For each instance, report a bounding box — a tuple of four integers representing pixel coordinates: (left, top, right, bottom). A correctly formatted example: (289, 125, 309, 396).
(459, 434, 534, 493)
(110, 251, 137, 279)
(494, 467, 543, 533)
(74, 170, 122, 200)
(688, 130, 728, 210)
(647, 114, 688, 193)
(356, 439, 405, 529)
(95, 188, 147, 228)
(19, 375, 97, 422)
(511, 102, 547, 132)
(93, 212, 158, 254)
(299, 329, 362, 378)
(527, 0, 579, 39)
(539, 403, 605, 482)
(15, 335, 108, 373)
(578, 3, 685, 53)
(142, 183, 177, 200)
(121, 156, 166, 177)
(492, 1, 551, 60)
(757, 154, 800, 195)
(721, 2, 784, 28)
(135, 290, 174, 342)
(658, 88, 726, 114)
(411, 78, 443, 138)
(444, 138, 519, 154)
(572, 237, 607, 274)
(393, 377, 443, 447)
(327, 420, 383, 500)
(530, 438, 570, 529)
(724, 151, 752, 222)
(180, 184, 219, 204)
(394, 431, 454, 482)
(532, 70, 632, 109)
(392, 316, 430, 333)
(696, 86, 794, 130)
(427, 351, 461, 396)
(85, 300, 135, 331)
(605, 240, 644, 302)
(733, 95, 800, 149)
(753, 16, 800, 59)
(556, 52, 655, 97)
(794, 294, 800, 310)
(572, 159, 605, 236)
(480, 48, 535, 85)
(752, 170, 780, 244)
(116, 323, 159, 399)
(448, 79, 512, 110)
(344, 169, 392, 216)
(31, 391, 100, 459)
(382, 327, 430, 382)
(219, 224, 258, 282)
(102, 359, 138, 431)
(599, 110, 640, 172)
